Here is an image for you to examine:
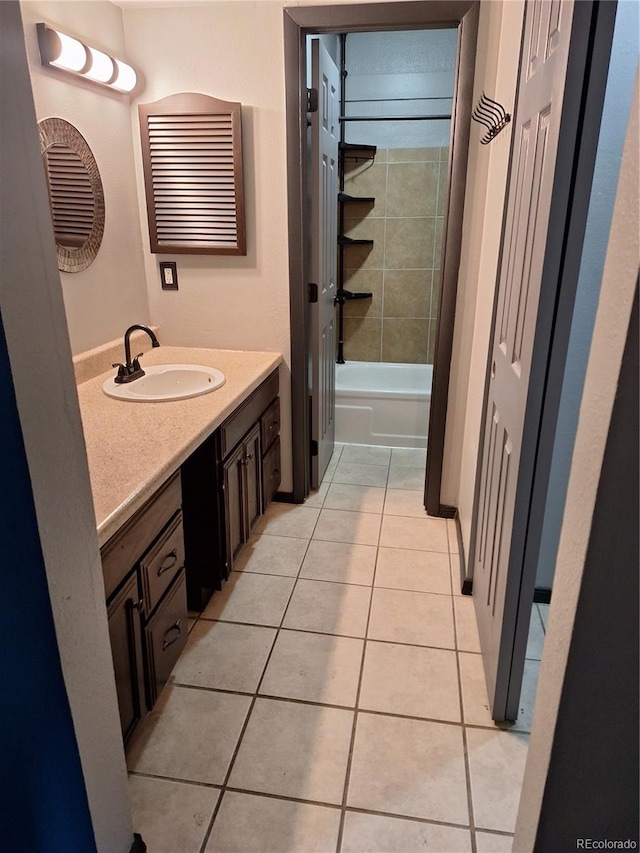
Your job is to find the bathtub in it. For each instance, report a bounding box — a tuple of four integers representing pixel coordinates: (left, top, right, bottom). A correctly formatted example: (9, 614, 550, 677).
(335, 362, 432, 448)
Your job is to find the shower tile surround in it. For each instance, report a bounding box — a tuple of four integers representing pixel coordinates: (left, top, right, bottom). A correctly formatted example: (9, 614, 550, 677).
(342, 146, 449, 364)
(127, 444, 538, 851)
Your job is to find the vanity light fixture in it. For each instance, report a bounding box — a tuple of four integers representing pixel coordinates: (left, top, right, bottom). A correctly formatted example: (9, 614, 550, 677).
(36, 23, 138, 93)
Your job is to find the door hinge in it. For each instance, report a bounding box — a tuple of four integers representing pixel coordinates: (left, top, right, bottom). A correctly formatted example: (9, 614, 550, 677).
(307, 87, 318, 113)
(308, 282, 318, 303)
(310, 439, 318, 457)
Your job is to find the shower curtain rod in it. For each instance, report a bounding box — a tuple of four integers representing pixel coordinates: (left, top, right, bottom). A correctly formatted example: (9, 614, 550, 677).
(340, 114, 451, 122)
(346, 96, 453, 103)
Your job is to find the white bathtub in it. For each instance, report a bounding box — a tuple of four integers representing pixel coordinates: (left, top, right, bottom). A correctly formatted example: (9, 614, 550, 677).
(335, 362, 432, 448)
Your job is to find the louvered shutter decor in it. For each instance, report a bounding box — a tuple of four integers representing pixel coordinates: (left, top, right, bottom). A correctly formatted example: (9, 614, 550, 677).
(139, 94, 246, 255)
(46, 145, 95, 248)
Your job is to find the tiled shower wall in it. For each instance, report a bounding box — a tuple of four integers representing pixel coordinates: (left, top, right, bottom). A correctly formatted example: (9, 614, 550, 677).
(342, 146, 449, 364)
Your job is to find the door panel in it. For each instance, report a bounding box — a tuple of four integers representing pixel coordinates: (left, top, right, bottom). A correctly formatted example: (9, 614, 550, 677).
(223, 443, 245, 570)
(244, 423, 262, 535)
(310, 40, 339, 488)
(473, 0, 575, 719)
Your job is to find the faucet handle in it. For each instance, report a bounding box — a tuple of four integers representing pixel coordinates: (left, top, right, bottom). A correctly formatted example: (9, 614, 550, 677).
(112, 362, 127, 377)
(132, 353, 144, 370)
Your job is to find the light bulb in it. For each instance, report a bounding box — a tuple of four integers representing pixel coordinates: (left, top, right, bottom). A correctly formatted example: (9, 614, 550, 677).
(111, 59, 137, 93)
(85, 47, 114, 84)
(51, 31, 87, 73)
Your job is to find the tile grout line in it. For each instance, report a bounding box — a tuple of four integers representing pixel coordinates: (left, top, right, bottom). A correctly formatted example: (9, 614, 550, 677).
(450, 545, 479, 853)
(195, 452, 355, 851)
(336, 461, 390, 852)
(139, 446, 476, 850)
(131, 766, 492, 834)
(196, 496, 324, 853)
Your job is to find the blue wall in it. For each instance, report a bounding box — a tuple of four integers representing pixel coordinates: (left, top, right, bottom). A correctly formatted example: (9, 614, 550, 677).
(0, 315, 96, 852)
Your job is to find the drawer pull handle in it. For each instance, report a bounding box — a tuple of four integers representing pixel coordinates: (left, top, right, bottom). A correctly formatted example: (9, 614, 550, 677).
(133, 598, 145, 612)
(157, 549, 178, 577)
(162, 620, 182, 651)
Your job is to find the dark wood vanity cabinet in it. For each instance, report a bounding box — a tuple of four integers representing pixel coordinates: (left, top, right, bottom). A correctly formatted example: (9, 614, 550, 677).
(101, 369, 281, 742)
(182, 369, 281, 609)
(101, 471, 188, 744)
(223, 421, 262, 571)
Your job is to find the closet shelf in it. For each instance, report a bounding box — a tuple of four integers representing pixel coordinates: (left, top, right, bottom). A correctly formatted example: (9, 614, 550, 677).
(338, 192, 375, 204)
(338, 235, 374, 247)
(339, 141, 377, 161)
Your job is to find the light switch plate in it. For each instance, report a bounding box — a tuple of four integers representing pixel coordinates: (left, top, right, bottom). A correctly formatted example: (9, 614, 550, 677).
(159, 261, 178, 290)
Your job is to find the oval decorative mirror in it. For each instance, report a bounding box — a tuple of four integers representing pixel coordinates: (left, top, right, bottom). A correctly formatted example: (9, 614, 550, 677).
(38, 117, 105, 273)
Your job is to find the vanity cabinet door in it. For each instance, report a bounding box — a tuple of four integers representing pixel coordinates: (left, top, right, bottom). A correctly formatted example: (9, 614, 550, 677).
(244, 422, 262, 536)
(263, 436, 281, 509)
(107, 572, 145, 744)
(222, 423, 263, 572)
(223, 441, 246, 571)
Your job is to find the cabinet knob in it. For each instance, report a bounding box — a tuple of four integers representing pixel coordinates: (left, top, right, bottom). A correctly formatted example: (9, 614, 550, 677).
(133, 598, 144, 612)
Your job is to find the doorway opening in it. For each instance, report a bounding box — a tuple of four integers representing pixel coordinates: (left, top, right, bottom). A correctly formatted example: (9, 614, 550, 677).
(334, 29, 456, 456)
(284, 1, 479, 506)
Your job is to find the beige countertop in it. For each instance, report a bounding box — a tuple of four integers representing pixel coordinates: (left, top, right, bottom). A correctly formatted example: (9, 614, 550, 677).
(76, 347, 282, 547)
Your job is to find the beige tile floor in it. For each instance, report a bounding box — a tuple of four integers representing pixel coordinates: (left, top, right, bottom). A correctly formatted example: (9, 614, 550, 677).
(128, 444, 546, 853)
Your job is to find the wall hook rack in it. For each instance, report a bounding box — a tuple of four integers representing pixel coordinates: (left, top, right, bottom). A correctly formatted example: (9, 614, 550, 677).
(471, 92, 511, 144)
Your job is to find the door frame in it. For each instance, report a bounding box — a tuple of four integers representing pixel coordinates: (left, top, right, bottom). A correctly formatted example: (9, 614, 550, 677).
(284, 1, 479, 505)
(467, 0, 618, 719)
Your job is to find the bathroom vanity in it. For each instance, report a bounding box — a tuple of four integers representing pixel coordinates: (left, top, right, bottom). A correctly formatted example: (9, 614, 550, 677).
(75, 344, 282, 742)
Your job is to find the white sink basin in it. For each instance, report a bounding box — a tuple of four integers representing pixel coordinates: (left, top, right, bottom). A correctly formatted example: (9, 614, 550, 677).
(102, 364, 226, 402)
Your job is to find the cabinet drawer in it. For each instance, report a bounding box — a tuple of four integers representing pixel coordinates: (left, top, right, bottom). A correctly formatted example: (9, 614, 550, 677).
(220, 370, 279, 457)
(102, 471, 182, 601)
(145, 570, 188, 705)
(140, 513, 185, 616)
(263, 436, 281, 509)
(260, 397, 280, 452)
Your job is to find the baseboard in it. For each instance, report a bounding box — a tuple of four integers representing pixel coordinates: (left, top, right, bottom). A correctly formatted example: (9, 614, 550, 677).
(273, 490, 296, 503)
(130, 834, 146, 853)
(438, 503, 457, 519)
(534, 587, 552, 604)
(452, 515, 472, 595)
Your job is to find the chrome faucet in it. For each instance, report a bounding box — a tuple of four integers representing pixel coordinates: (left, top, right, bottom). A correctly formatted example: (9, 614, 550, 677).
(113, 324, 160, 384)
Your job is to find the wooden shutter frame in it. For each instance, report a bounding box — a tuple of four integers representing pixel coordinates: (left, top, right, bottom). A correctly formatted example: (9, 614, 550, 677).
(138, 92, 246, 255)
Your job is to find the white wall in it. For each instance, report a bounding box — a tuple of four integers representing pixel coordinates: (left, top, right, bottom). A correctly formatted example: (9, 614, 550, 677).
(343, 29, 457, 149)
(123, 1, 295, 491)
(20, 0, 149, 354)
(441, 1, 525, 559)
(2, 3, 133, 849)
